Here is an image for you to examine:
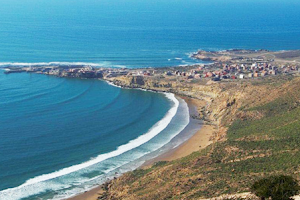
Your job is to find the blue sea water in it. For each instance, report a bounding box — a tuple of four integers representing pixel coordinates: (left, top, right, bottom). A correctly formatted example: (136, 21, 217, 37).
(0, 70, 189, 199)
(0, 0, 299, 68)
(0, 0, 300, 199)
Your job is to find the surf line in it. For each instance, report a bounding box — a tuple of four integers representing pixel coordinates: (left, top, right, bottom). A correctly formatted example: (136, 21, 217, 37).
(0, 89, 179, 199)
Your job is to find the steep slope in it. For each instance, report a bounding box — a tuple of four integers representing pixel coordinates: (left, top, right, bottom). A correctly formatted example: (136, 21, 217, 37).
(97, 75, 300, 200)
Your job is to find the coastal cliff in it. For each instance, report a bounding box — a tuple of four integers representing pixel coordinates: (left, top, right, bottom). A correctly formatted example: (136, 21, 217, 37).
(105, 75, 281, 130)
(96, 75, 300, 200)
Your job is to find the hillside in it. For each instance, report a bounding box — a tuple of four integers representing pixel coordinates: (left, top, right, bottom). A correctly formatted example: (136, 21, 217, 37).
(94, 75, 300, 200)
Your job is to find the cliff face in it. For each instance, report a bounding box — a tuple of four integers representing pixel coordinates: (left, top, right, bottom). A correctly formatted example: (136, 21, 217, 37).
(98, 75, 299, 200)
(108, 75, 220, 97)
(130, 76, 145, 85)
(105, 75, 287, 144)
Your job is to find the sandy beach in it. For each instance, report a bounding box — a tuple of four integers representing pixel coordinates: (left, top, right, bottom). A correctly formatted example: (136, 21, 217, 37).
(142, 96, 214, 166)
(150, 124, 214, 162)
(68, 96, 215, 200)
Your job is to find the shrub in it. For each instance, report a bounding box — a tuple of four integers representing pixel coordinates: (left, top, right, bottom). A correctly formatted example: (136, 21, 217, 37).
(251, 175, 300, 200)
(152, 161, 168, 168)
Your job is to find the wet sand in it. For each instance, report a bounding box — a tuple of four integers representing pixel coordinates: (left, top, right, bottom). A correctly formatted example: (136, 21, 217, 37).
(150, 124, 214, 162)
(68, 187, 102, 200)
(142, 96, 214, 165)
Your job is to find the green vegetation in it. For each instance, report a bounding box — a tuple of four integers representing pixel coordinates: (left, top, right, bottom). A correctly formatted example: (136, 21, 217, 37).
(251, 175, 300, 200)
(152, 161, 169, 168)
(99, 79, 300, 200)
(222, 198, 250, 200)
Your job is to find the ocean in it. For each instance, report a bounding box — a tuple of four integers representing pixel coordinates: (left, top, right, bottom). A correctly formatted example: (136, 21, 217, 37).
(0, 0, 300, 68)
(0, 71, 190, 199)
(0, 0, 299, 199)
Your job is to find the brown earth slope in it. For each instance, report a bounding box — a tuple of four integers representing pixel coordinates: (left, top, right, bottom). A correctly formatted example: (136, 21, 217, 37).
(96, 75, 300, 200)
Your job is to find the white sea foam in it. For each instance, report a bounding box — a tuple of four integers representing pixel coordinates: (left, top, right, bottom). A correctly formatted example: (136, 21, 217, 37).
(60, 97, 189, 200)
(105, 80, 122, 88)
(105, 80, 148, 92)
(0, 93, 179, 200)
(186, 51, 198, 59)
(0, 62, 127, 68)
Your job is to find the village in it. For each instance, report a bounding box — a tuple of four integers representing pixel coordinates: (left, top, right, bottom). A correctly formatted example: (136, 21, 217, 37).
(3, 62, 299, 82)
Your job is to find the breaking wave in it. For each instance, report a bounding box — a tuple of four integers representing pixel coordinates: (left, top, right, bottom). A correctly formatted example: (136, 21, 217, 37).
(0, 62, 127, 68)
(0, 93, 180, 200)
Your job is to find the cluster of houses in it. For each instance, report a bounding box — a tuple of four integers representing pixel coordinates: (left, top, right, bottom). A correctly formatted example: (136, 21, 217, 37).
(98, 61, 300, 82)
(4, 61, 300, 82)
(160, 62, 300, 81)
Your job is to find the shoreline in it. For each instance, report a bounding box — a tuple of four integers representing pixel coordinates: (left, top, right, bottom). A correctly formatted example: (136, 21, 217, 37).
(142, 96, 214, 166)
(68, 96, 214, 200)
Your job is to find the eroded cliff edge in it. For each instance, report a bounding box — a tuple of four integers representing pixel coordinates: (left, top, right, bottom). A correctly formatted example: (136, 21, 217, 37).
(97, 74, 300, 200)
